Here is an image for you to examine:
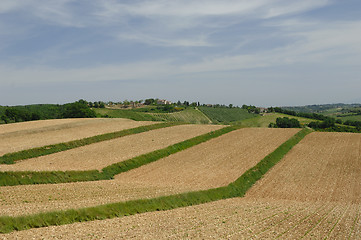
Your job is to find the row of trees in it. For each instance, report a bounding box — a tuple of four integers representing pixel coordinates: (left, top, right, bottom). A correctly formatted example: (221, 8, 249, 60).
(270, 107, 361, 131)
(270, 107, 342, 123)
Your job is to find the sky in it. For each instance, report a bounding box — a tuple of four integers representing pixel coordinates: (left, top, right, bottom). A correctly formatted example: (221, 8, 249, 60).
(0, 0, 361, 107)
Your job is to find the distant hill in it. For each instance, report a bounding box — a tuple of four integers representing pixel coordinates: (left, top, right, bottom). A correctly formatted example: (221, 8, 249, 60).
(282, 103, 361, 113)
(283, 103, 361, 122)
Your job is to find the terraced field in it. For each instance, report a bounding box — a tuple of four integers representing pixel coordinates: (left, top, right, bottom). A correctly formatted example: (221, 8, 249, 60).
(0, 118, 154, 156)
(1, 118, 360, 239)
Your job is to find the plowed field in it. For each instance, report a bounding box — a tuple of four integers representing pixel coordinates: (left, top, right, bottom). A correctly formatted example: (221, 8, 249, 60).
(2, 198, 359, 239)
(0, 118, 154, 156)
(2, 128, 360, 239)
(246, 132, 361, 203)
(0, 128, 296, 217)
(0, 124, 223, 171)
(114, 128, 299, 190)
(2, 132, 360, 239)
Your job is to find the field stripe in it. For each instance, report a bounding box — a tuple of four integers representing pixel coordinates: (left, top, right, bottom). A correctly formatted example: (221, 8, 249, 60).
(0, 128, 311, 233)
(0, 122, 181, 164)
(0, 124, 235, 186)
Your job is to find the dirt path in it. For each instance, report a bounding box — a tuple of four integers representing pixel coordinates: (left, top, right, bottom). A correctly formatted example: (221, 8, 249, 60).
(0, 124, 223, 171)
(0, 118, 155, 156)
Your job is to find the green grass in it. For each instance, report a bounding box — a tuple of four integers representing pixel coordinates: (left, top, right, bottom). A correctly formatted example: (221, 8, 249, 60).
(198, 107, 257, 124)
(337, 115, 361, 122)
(93, 108, 164, 121)
(240, 113, 316, 128)
(0, 122, 179, 165)
(0, 128, 311, 233)
(0, 125, 236, 186)
(148, 108, 211, 124)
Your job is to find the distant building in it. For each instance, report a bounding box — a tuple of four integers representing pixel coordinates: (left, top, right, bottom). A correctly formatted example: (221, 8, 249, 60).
(157, 99, 172, 105)
(259, 107, 268, 113)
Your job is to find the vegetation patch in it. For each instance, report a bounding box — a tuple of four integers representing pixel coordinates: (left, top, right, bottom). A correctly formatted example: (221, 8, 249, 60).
(148, 108, 211, 124)
(93, 108, 164, 121)
(198, 106, 257, 124)
(268, 117, 301, 128)
(0, 125, 235, 186)
(0, 129, 311, 233)
(0, 122, 180, 165)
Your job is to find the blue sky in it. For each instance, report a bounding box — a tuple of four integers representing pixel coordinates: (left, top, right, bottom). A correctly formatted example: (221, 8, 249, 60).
(1, 0, 360, 107)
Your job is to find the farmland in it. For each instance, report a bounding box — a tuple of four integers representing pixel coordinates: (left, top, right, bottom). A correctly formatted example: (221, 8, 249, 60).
(0, 128, 296, 216)
(0, 124, 223, 171)
(0, 118, 155, 156)
(93, 108, 163, 121)
(147, 108, 211, 124)
(198, 106, 256, 123)
(0, 116, 360, 238)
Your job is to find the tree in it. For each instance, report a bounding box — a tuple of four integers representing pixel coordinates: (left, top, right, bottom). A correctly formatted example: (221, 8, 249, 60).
(275, 117, 301, 128)
(1, 115, 9, 124)
(62, 101, 96, 118)
(144, 98, 155, 105)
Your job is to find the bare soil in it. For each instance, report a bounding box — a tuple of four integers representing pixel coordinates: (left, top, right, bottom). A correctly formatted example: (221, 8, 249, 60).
(114, 128, 299, 190)
(0, 118, 155, 156)
(0, 124, 223, 171)
(3, 130, 360, 239)
(0, 128, 295, 217)
(245, 132, 361, 203)
(2, 198, 359, 239)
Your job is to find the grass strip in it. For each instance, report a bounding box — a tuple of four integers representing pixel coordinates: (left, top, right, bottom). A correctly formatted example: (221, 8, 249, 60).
(0, 125, 238, 186)
(0, 128, 311, 233)
(0, 122, 180, 165)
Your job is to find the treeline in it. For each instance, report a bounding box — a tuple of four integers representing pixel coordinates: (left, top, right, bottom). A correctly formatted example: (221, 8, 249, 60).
(268, 107, 361, 132)
(270, 107, 341, 123)
(0, 100, 96, 124)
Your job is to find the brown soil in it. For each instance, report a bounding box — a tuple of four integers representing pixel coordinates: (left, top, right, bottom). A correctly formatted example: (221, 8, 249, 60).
(245, 132, 361, 204)
(0, 128, 295, 217)
(0, 124, 223, 171)
(0, 180, 195, 217)
(0, 118, 155, 156)
(4, 130, 360, 239)
(2, 198, 359, 239)
(114, 128, 299, 190)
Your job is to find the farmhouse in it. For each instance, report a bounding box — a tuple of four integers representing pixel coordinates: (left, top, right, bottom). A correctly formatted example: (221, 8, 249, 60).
(157, 99, 172, 105)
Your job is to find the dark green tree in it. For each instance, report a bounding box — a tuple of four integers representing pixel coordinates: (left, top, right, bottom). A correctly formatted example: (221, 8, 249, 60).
(62, 101, 96, 118)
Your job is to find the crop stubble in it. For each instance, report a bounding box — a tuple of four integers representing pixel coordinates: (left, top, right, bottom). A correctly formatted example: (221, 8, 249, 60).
(0, 118, 155, 156)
